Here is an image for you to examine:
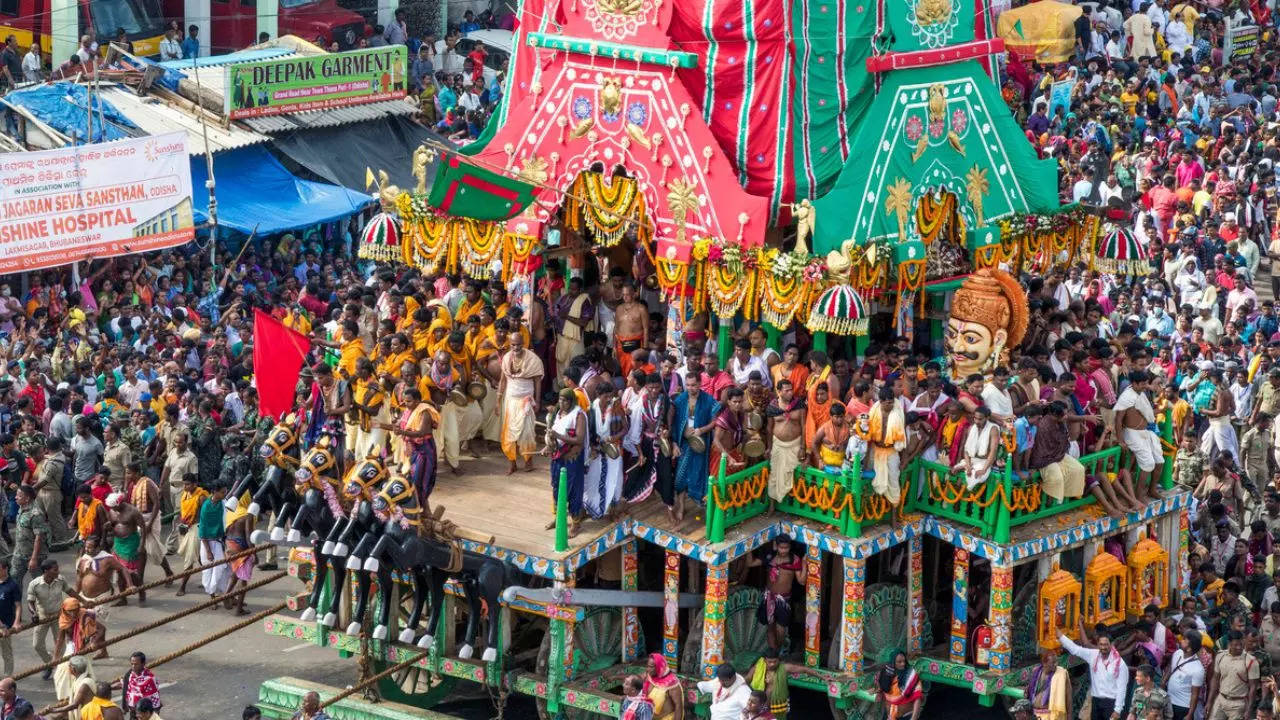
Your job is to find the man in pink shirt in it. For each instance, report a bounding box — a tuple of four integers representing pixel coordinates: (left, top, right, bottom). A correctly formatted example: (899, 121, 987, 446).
(1175, 151, 1204, 187)
(1148, 175, 1178, 235)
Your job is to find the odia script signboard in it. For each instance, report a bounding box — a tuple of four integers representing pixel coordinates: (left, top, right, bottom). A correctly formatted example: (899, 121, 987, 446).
(0, 132, 193, 272)
(226, 47, 409, 119)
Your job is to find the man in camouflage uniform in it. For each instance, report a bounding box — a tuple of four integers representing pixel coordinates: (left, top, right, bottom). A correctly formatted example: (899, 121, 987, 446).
(16, 415, 46, 460)
(187, 398, 223, 486)
(1247, 626, 1273, 680)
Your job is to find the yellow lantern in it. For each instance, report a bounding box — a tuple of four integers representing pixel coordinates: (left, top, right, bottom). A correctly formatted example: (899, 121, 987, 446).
(1038, 565, 1081, 651)
(1127, 537, 1170, 616)
(1084, 550, 1127, 627)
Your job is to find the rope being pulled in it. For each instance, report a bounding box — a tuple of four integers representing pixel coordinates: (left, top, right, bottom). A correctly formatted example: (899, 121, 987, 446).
(36, 599, 289, 717)
(319, 650, 430, 710)
(6, 541, 274, 638)
(13, 570, 287, 681)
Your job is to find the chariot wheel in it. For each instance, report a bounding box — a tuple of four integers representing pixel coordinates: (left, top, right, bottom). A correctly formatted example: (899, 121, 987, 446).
(535, 605, 641, 720)
(680, 586, 772, 676)
(372, 577, 458, 708)
(827, 583, 933, 720)
(1010, 579, 1041, 668)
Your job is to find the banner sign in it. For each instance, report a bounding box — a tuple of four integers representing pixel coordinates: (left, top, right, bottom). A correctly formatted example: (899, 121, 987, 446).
(225, 47, 409, 119)
(0, 132, 193, 272)
(1048, 78, 1075, 119)
(1223, 23, 1259, 63)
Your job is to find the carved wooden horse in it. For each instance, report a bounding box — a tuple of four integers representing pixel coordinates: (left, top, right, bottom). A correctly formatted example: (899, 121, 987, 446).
(289, 435, 353, 625)
(245, 414, 303, 537)
(309, 454, 394, 634)
(342, 473, 431, 641)
(360, 482, 516, 661)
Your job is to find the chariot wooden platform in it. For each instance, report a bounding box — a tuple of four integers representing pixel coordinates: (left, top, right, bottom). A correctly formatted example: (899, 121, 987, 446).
(258, 412, 1188, 720)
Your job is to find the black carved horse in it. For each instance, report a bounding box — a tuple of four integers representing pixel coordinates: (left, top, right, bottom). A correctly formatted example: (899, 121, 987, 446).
(244, 414, 303, 537)
(321, 454, 399, 636)
(288, 435, 352, 626)
(357, 476, 517, 661)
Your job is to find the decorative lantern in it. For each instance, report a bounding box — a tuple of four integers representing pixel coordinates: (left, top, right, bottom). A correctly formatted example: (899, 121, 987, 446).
(805, 284, 869, 336)
(1084, 549, 1127, 627)
(1037, 565, 1081, 651)
(1126, 537, 1169, 616)
(357, 212, 401, 262)
(1094, 228, 1150, 276)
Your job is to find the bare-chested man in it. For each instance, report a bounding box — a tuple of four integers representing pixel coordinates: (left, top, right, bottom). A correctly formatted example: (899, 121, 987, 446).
(73, 535, 132, 659)
(223, 510, 256, 615)
(126, 463, 174, 586)
(810, 403, 851, 471)
(614, 283, 649, 380)
(766, 380, 805, 502)
(1113, 370, 1166, 505)
(747, 534, 807, 651)
(103, 494, 148, 605)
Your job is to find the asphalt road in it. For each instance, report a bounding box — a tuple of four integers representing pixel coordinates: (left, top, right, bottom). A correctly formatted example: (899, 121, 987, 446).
(5, 543, 354, 719)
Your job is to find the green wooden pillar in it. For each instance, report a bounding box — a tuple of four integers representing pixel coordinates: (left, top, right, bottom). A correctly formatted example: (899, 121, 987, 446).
(853, 334, 868, 364)
(813, 332, 828, 353)
(764, 322, 782, 352)
(717, 315, 732, 368)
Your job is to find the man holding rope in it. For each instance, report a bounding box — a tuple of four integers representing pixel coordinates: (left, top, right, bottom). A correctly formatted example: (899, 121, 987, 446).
(27, 559, 81, 676)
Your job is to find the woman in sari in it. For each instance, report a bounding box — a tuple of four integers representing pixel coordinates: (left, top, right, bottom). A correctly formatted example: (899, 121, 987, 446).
(385, 388, 437, 504)
(548, 389, 587, 538)
(643, 653, 683, 720)
(876, 651, 923, 720)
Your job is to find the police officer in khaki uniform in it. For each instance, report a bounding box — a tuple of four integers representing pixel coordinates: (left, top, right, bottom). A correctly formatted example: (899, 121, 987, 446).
(1207, 631, 1259, 720)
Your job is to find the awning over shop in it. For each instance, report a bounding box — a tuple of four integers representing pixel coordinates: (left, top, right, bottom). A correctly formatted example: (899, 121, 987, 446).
(270, 115, 452, 192)
(191, 146, 374, 234)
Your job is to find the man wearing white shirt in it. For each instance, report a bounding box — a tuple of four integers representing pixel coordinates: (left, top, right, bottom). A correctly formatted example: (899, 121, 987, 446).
(695, 664, 751, 720)
(1059, 627, 1128, 720)
(727, 339, 772, 388)
(1166, 630, 1206, 720)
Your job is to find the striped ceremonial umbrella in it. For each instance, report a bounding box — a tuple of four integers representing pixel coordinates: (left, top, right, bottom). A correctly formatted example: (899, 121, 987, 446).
(357, 212, 401, 263)
(1094, 227, 1150, 276)
(806, 283, 869, 336)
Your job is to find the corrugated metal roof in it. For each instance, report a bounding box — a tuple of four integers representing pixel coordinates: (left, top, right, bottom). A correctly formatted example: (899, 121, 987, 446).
(97, 86, 270, 155)
(240, 98, 418, 133)
(157, 48, 296, 71)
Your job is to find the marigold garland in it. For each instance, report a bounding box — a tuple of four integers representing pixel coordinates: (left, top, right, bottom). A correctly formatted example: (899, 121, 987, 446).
(710, 468, 768, 510)
(709, 261, 751, 318)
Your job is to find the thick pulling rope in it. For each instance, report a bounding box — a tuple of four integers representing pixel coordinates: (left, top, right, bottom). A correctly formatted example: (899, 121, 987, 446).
(318, 651, 431, 710)
(6, 541, 274, 638)
(13, 570, 286, 681)
(35, 599, 290, 717)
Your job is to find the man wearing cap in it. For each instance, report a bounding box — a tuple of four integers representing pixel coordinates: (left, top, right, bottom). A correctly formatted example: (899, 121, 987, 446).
(1009, 698, 1033, 720)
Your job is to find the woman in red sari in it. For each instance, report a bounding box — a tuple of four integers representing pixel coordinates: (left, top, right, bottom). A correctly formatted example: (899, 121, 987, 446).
(876, 651, 923, 720)
(643, 653, 684, 720)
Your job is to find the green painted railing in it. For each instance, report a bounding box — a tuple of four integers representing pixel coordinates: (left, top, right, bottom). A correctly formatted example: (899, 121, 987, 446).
(775, 455, 899, 537)
(705, 456, 772, 543)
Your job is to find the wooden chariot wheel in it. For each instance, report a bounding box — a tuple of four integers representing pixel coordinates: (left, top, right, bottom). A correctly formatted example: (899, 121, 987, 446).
(827, 583, 933, 720)
(535, 605, 643, 720)
(680, 585, 773, 675)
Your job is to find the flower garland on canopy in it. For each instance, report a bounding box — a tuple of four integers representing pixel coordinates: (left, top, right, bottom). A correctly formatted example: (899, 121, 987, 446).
(563, 172, 651, 248)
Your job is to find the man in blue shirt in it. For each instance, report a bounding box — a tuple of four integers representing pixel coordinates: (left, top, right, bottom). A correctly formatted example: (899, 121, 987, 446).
(181, 25, 200, 59)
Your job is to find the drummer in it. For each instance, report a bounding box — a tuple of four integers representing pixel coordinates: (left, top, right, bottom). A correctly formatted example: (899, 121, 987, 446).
(442, 330, 484, 455)
(422, 350, 466, 476)
(585, 380, 627, 521)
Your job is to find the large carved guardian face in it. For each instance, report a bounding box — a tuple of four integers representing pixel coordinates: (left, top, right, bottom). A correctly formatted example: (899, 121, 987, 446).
(944, 318, 1006, 380)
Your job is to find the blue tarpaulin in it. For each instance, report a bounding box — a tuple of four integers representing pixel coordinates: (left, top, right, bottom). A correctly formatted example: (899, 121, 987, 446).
(4, 83, 137, 144)
(190, 146, 373, 234)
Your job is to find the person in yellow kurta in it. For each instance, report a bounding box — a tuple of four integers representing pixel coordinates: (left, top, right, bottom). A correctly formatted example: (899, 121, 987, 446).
(425, 298, 453, 330)
(490, 283, 510, 321)
(409, 308, 436, 358)
(282, 305, 312, 336)
(309, 320, 366, 381)
(351, 359, 390, 458)
(455, 280, 487, 326)
(423, 350, 466, 474)
(857, 386, 907, 506)
(378, 334, 416, 382)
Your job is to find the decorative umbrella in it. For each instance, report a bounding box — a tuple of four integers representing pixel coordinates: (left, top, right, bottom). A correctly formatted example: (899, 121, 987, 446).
(806, 283, 869, 336)
(357, 212, 401, 263)
(1094, 228, 1150, 276)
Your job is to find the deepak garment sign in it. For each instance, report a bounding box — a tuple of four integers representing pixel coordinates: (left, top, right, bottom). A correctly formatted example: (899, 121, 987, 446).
(225, 47, 409, 119)
(0, 132, 193, 272)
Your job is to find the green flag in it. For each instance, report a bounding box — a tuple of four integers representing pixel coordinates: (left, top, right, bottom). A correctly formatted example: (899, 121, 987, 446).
(426, 154, 537, 221)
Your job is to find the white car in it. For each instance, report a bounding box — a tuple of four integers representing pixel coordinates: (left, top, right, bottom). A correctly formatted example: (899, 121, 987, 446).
(459, 29, 514, 88)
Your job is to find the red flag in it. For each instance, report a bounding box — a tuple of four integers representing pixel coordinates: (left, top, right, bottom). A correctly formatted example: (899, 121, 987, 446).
(253, 308, 311, 420)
